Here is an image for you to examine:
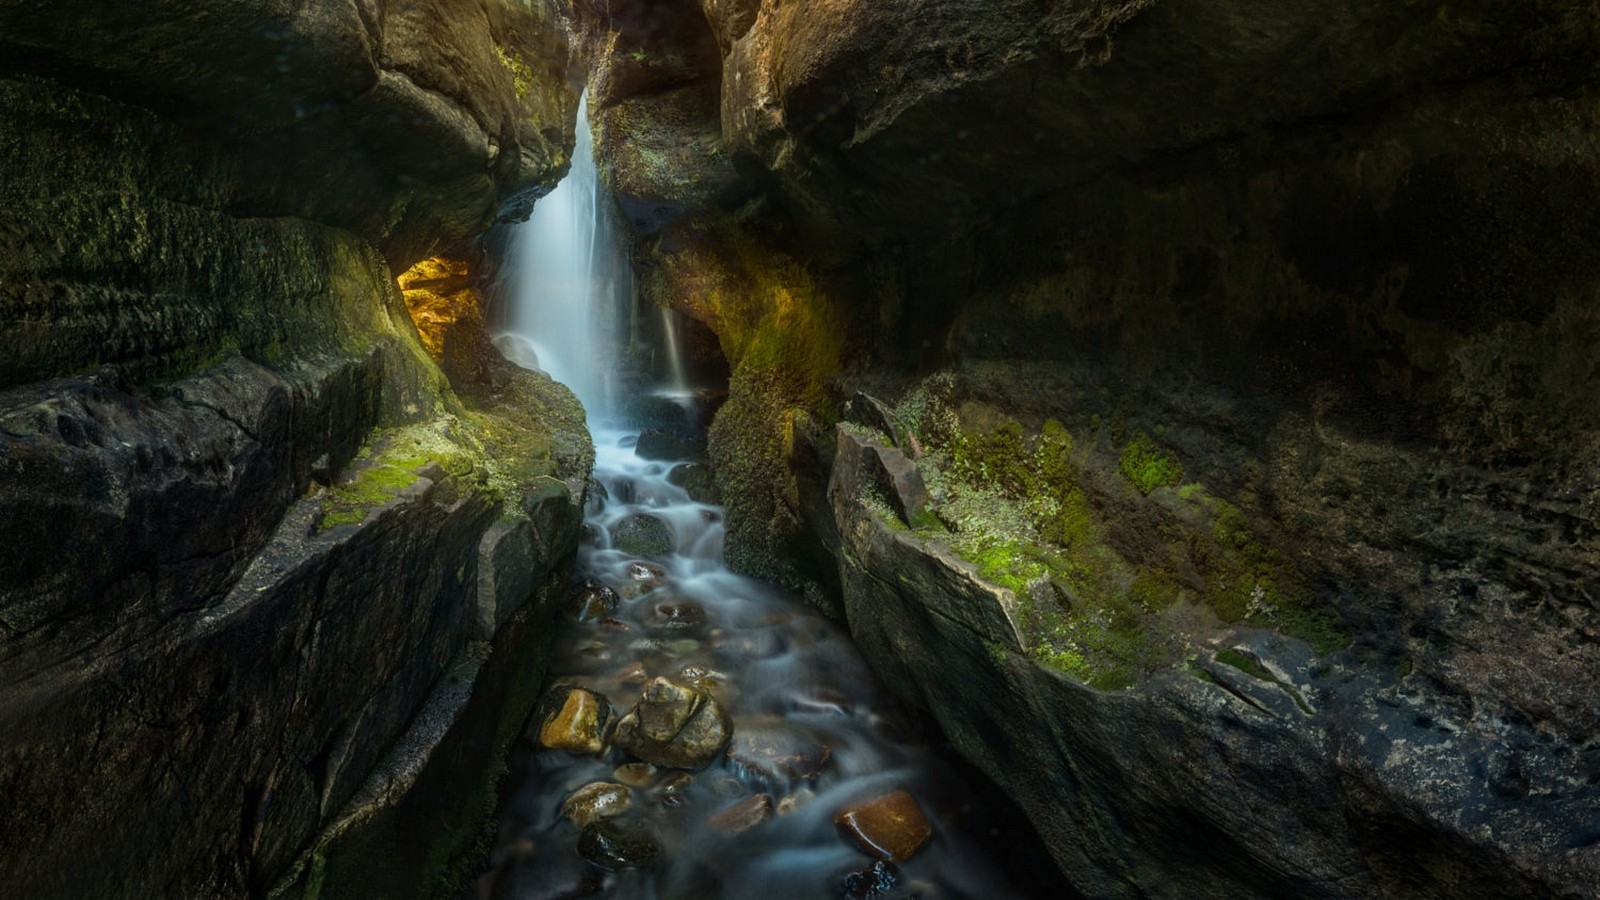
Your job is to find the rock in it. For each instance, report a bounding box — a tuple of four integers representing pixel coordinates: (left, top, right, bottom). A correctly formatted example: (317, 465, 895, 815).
(648, 600, 707, 631)
(537, 687, 612, 755)
(667, 462, 718, 503)
(837, 860, 900, 900)
(726, 719, 832, 786)
(658, 772, 694, 808)
(562, 782, 632, 827)
(833, 426, 933, 529)
(613, 763, 659, 788)
(577, 818, 659, 871)
(626, 561, 667, 584)
(569, 579, 621, 622)
(612, 677, 733, 770)
(617, 661, 651, 686)
(776, 788, 815, 817)
(611, 513, 674, 559)
(707, 794, 772, 836)
(847, 393, 902, 448)
(834, 791, 932, 863)
(635, 429, 692, 461)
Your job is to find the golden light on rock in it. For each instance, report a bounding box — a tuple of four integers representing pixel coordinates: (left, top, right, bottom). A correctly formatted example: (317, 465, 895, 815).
(398, 255, 481, 361)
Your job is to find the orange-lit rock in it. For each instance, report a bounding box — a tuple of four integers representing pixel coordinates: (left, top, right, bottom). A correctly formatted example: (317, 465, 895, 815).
(398, 256, 479, 361)
(834, 790, 931, 863)
(539, 687, 612, 755)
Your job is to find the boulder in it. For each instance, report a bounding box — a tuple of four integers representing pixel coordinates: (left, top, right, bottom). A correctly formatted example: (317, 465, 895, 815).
(635, 429, 693, 461)
(612, 677, 733, 769)
(612, 513, 675, 559)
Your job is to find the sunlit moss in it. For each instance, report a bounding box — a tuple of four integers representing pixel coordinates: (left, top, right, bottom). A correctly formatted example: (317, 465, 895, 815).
(1118, 430, 1183, 495)
(493, 45, 535, 100)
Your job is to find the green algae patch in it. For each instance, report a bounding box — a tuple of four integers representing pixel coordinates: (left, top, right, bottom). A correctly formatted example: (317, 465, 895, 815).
(1215, 648, 1272, 680)
(888, 372, 1345, 690)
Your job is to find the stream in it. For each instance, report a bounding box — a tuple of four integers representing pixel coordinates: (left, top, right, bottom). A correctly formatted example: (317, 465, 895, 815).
(473, 415, 1029, 899)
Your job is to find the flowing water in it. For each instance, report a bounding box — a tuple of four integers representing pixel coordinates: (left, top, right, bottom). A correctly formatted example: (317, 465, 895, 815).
(477, 93, 1029, 899)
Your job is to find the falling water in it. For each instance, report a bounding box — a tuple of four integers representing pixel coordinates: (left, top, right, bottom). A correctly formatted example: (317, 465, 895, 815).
(498, 94, 621, 415)
(658, 306, 690, 398)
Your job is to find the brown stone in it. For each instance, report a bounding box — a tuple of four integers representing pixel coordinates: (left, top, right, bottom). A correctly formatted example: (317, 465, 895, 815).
(726, 719, 832, 786)
(707, 794, 773, 836)
(614, 763, 659, 788)
(562, 782, 632, 827)
(538, 688, 611, 755)
(834, 790, 932, 862)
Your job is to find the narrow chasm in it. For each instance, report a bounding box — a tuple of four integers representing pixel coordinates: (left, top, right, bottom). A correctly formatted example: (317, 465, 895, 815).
(469, 89, 1049, 898)
(2, 1, 1598, 899)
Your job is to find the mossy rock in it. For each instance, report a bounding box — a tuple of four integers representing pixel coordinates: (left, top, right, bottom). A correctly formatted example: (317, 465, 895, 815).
(611, 513, 674, 559)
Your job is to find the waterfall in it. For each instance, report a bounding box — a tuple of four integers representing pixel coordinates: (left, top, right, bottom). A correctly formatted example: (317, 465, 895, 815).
(498, 94, 622, 416)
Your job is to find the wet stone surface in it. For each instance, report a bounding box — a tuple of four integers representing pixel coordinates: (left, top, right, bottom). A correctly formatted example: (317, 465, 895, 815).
(476, 425, 1029, 898)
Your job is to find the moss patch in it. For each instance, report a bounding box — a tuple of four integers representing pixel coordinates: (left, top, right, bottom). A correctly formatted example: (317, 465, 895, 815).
(890, 372, 1346, 689)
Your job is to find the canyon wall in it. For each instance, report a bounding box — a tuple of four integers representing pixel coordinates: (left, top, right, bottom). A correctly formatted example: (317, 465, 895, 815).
(0, 1, 587, 896)
(580, 1, 1600, 896)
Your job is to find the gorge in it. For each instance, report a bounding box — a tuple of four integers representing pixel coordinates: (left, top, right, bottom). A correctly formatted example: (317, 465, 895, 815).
(1, 1, 1598, 898)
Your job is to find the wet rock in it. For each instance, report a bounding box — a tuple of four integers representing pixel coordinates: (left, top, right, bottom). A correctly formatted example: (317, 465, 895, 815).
(613, 763, 659, 788)
(625, 561, 667, 587)
(569, 579, 620, 623)
(612, 513, 674, 559)
(597, 617, 632, 633)
(658, 772, 694, 808)
(727, 719, 832, 786)
(834, 790, 932, 863)
(836, 860, 900, 900)
(776, 788, 816, 817)
(537, 687, 612, 755)
(635, 429, 692, 461)
(613, 677, 733, 770)
(562, 782, 631, 827)
(617, 661, 651, 686)
(707, 793, 772, 836)
(834, 426, 932, 529)
(667, 462, 718, 503)
(577, 818, 659, 871)
(649, 600, 707, 631)
(666, 639, 702, 656)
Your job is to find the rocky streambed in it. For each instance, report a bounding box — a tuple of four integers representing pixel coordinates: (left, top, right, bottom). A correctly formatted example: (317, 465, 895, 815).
(474, 420, 1033, 898)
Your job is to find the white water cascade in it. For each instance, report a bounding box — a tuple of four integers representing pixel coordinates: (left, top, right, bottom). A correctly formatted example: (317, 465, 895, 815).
(497, 94, 623, 416)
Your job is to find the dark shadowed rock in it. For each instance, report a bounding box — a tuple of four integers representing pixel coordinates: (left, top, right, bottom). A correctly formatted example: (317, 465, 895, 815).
(636, 428, 693, 461)
(707, 793, 773, 836)
(578, 818, 660, 871)
(612, 513, 675, 559)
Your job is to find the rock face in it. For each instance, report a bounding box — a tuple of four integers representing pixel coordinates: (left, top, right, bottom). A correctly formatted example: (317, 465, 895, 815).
(0, 1, 587, 897)
(581, 1, 1600, 896)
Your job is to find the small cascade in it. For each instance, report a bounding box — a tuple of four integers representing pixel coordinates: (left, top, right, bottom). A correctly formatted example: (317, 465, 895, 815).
(658, 305, 690, 399)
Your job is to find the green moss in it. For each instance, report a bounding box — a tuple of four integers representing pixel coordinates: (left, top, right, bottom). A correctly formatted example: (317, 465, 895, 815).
(1215, 648, 1272, 680)
(317, 423, 477, 532)
(1118, 431, 1183, 494)
(493, 45, 535, 100)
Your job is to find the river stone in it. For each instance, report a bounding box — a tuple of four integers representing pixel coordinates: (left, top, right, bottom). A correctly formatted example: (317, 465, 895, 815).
(563, 782, 632, 827)
(569, 579, 620, 622)
(612, 513, 673, 559)
(837, 860, 900, 900)
(613, 677, 732, 769)
(635, 429, 691, 461)
(726, 719, 832, 786)
(648, 600, 706, 631)
(577, 818, 659, 871)
(614, 763, 658, 788)
(776, 788, 816, 817)
(834, 790, 932, 863)
(659, 772, 694, 807)
(538, 687, 612, 755)
(707, 793, 772, 836)
(667, 462, 717, 503)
